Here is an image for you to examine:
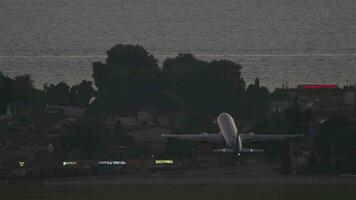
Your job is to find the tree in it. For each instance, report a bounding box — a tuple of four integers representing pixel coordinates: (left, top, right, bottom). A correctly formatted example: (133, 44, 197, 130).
(334, 126, 356, 159)
(163, 54, 207, 82)
(63, 118, 110, 155)
(124, 70, 172, 108)
(43, 80, 94, 107)
(244, 78, 270, 120)
(44, 82, 71, 105)
(93, 44, 159, 93)
(12, 74, 45, 103)
(92, 61, 127, 100)
(156, 91, 184, 110)
(69, 80, 94, 107)
(315, 116, 354, 161)
(284, 99, 314, 134)
(0, 72, 12, 113)
(270, 88, 291, 101)
(91, 44, 162, 112)
(163, 54, 245, 114)
(106, 44, 158, 71)
(207, 60, 245, 113)
(0, 73, 44, 113)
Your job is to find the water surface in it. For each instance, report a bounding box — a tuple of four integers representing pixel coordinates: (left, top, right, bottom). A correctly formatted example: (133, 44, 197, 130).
(0, 0, 355, 89)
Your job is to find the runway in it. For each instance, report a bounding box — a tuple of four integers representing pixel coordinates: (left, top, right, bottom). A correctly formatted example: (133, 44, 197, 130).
(45, 176, 356, 187)
(5, 166, 356, 200)
(44, 166, 356, 187)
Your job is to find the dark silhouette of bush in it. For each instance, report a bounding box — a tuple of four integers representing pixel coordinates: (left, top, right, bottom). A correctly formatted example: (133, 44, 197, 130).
(315, 116, 354, 161)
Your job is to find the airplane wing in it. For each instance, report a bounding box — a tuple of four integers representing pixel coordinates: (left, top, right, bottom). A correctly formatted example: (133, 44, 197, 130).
(161, 132, 223, 143)
(240, 132, 304, 143)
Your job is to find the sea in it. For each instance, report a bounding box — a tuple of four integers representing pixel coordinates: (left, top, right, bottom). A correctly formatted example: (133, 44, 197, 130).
(0, 0, 355, 90)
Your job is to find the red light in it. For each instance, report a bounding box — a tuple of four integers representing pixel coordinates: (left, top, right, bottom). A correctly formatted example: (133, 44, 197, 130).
(302, 84, 337, 89)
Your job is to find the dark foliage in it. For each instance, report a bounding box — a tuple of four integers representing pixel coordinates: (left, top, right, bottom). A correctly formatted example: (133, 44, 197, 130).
(0, 73, 45, 113)
(63, 118, 110, 155)
(314, 116, 355, 161)
(44, 81, 94, 107)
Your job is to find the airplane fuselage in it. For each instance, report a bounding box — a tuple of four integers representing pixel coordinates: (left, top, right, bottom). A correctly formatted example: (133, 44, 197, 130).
(217, 113, 242, 152)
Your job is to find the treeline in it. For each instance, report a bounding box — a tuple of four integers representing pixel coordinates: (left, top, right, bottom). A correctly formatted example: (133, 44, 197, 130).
(89, 44, 279, 120)
(1, 44, 284, 120)
(0, 73, 94, 112)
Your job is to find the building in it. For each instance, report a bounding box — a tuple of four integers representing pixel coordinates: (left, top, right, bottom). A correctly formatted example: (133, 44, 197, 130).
(6, 102, 44, 118)
(286, 84, 356, 111)
(272, 84, 356, 121)
(124, 125, 172, 153)
(46, 105, 86, 118)
(101, 112, 137, 130)
(137, 108, 186, 129)
(102, 108, 186, 130)
(268, 101, 293, 115)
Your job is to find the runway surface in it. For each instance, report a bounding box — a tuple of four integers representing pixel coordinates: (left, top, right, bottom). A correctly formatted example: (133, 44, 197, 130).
(45, 166, 356, 187)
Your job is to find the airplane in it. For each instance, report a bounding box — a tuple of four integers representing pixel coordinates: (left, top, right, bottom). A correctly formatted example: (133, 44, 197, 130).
(162, 113, 304, 156)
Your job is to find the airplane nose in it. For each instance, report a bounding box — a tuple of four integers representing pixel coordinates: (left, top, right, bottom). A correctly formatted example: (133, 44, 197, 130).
(217, 113, 233, 122)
